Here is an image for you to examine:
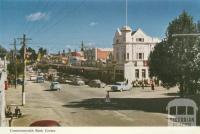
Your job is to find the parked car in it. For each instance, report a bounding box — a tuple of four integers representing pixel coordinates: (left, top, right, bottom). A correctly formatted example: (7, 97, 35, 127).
(36, 76, 45, 83)
(17, 78, 23, 85)
(30, 75, 37, 81)
(30, 120, 60, 127)
(73, 78, 85, 86)
(66, 75, 75, 81)
(58, 77, 67, 83)
(50, 82, 61, 90)
(89, 79, 106, 88)
(111, 82, 132, 92)
(17, 78, 27, 85)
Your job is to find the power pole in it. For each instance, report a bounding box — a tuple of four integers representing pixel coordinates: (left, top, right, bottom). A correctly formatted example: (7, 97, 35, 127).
(18, 34, 31, 106)
(14, 39, 17, 89)
(10, 39, 17, 88)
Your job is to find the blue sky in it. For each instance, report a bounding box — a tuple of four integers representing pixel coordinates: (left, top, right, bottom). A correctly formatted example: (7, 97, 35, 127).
(0, 0, 200, 52)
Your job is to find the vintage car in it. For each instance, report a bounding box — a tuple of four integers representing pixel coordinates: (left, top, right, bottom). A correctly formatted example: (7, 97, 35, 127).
(111, 82, 132, 92)
(89, 79, 106, 88)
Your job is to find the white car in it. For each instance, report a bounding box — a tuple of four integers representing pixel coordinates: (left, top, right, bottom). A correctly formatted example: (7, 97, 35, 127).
(50, 82, 61, 90)
(30, 75, 37, 81)
(111, 82, 132, 92)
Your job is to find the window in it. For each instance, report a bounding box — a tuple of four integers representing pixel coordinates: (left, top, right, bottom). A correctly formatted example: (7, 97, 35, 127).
(142, 69, 146, 78)
(135, 69, 139, 78)
(134, 62, 137, 67)
(116, 39, 119, 44)
(137, 53, 144, 60)
(187, 106, 194, 115)
(127, 53, 129, 60)
(136, 38, 144, 42)
(139, 53, 142, 59)
(177, 106, 186, 115)
(170, 106, 176, 115)
(143, 60, 148, 66)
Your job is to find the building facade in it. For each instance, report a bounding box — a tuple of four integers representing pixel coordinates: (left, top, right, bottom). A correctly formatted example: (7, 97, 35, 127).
(0, 57, 7, 126)
(113, 26, 160, 85)
(84, 48, 113, 66)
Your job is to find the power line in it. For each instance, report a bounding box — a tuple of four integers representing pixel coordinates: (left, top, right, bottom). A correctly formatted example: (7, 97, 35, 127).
(23, 0, 44, 34)
(26, 0, 53, 35)
(31, 0, 87, 37)
(28, 0, 70, 37)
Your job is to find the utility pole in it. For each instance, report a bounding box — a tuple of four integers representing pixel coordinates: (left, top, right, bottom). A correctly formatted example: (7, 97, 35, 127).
(10, 39, 17, 88)
(18, 34, 31, 106)
(14, 39, 17, 89)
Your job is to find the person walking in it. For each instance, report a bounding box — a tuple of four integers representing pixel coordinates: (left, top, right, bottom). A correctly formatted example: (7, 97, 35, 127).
(105, 91, 111, 103)
(151, 81, 155, 91)
(141, 80, 144, 89)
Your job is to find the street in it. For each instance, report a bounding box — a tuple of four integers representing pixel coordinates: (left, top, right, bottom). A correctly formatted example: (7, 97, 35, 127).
(5, 76, 180, 126)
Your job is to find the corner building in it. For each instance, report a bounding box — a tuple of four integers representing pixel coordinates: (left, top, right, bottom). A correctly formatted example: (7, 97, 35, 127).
(113, 25, 160, 85)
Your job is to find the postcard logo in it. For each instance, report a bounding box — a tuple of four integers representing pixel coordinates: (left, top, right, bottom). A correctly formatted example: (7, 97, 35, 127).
(166, 98, 198, 126)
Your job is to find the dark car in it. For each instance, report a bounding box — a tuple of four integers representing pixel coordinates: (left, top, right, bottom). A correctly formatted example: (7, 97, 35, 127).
(30, 120, 60, 127)
(89, 79, 106, 88)
(17, 78, 27, 85)
(58, 77, 67, 83)
(17, 78, 23, 85)
(36, 76, 45, 83)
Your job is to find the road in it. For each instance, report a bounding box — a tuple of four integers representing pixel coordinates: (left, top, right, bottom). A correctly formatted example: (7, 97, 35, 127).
(5, 77, 179, 126)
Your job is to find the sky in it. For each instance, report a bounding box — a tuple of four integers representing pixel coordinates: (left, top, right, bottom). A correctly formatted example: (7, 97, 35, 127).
(0, 0, 200, 53)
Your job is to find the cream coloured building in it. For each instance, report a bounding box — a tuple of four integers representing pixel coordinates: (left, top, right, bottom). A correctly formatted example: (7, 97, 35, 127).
(113, 25, 160, 85)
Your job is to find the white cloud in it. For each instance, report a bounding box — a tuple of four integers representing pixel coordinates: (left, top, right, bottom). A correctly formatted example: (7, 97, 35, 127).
(26, 12, 49, 22)
(89, 22, 98, 27)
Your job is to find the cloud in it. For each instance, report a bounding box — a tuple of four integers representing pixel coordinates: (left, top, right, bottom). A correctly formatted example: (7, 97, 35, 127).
(89, 22, 98, 27)
(26, 12, 49, 22)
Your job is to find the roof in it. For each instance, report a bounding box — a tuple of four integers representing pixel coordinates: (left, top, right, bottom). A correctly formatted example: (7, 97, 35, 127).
(131, 31, 137, 35)
(166, 98, 198, 110)
(121, 25, 132, 31)
(97, 48, 112, 60)
(71, 52, 83, 57)
(97, 48, 113, 51)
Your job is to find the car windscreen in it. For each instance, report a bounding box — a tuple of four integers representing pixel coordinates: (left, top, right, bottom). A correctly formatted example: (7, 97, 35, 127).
(115, 83, 122, 85)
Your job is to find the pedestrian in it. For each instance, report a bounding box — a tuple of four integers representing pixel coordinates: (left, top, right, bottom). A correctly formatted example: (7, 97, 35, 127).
(6, 106, 12, 118)
(14, 106, 22, 118)
(131, 81, 134, 87)
(9, 116, 13, 127)
(151, 82, 154, 91)
(105, 91, 111, 103)
(126, 79, 128, 85)
(141, 80, 144, 89)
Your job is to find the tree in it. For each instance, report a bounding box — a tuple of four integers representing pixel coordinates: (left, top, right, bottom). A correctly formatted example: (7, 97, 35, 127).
(197, 20, 200, 32)
(19, 46, 37, 63)
(38, 47, 47, 57)
(149, 11, 200, 95)
(0, 45, 7, 58)
(27, 47, 37, 63)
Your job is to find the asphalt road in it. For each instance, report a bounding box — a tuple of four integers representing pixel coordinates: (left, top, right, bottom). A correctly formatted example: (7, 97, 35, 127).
(6, 78, 179, 126)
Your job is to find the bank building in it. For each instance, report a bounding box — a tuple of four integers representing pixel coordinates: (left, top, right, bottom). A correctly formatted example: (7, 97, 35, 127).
(112, 25, 160, 85)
